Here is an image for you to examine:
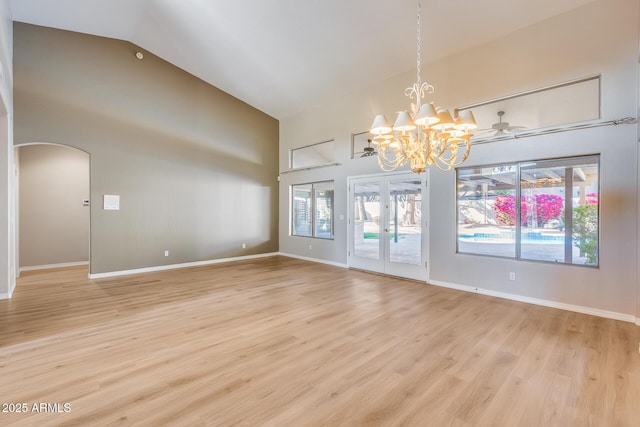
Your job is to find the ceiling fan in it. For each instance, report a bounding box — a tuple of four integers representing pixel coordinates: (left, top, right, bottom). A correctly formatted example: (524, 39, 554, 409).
(361, 139, 377, 157)
(475, 111, 527, 136)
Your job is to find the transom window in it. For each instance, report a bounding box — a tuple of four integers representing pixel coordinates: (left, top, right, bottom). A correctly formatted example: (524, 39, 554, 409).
(290, 140, 335, 169)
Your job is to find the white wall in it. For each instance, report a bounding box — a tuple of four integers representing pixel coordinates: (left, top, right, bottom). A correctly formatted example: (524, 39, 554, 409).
(279, 0, 640, 320)
(0, 0, 10, 107)
(0, 0, 13, 299)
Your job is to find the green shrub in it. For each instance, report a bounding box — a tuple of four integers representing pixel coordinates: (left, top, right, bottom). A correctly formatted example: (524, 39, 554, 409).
(573, 204, 598, 264)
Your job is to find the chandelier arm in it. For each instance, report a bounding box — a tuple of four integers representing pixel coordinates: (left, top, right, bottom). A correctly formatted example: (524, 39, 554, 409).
(432, 138, 471, 171)
(432, 158, 453, 171)
(377, 146, 407, 171)
(434, 145, 460, 170)
(456, 142, 472, 164)
(378, 159, 399, 172)
(376, 154, 395, 171)
(432, 134, 447, 158)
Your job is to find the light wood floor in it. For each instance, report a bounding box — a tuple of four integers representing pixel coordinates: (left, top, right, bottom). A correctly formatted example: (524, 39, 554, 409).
(1, 256, 639, 426)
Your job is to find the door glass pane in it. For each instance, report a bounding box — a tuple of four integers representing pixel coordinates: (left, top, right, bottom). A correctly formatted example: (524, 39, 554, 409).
(389, 179, 422, 265)
(353, 182, 380, 259)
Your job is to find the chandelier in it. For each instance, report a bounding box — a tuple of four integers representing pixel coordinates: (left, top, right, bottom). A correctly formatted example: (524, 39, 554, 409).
(369, 0, 477, 173)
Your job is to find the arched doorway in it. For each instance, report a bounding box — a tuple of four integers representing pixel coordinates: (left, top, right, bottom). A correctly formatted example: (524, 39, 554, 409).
(15, 143, 90, 275)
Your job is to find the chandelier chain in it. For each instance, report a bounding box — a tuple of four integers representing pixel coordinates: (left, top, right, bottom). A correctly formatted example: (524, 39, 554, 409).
(416, 0, 422, 87)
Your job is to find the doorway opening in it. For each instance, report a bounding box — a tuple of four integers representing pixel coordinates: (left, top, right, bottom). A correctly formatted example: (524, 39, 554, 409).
(16, 143, 90, 276)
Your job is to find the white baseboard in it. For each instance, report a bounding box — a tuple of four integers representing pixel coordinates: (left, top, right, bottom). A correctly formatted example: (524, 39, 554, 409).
(0, 282, 14, 300)
(88, 253, 279, 279)
(278, 252, 348, 269)
(20, 261, 89, 274)
(429, 279, 638, 325)
(275, 257, 638, 325)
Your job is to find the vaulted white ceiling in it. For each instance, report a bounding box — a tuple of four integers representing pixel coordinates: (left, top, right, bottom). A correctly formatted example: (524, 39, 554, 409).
(9, 0, 596, 119)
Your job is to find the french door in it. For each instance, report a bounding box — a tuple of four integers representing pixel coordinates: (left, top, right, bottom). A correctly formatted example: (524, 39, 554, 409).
(348, 173, 427, 281)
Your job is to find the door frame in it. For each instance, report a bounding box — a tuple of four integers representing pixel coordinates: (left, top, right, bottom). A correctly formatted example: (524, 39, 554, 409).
(347, 170, 429, 281)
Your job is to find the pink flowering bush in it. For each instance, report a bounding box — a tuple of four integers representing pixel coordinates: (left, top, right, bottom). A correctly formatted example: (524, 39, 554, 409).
(494, 195, 526, 225)
(533, 194, 563, 223)
(585, 193, 598, 205)
(494, 193, 563, 226)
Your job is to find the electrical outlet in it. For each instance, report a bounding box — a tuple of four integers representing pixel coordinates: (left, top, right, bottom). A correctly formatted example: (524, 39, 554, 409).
(509, 272, 516, 281)
(164, 250, 169, 257)
(242, 243, 246, 249)
(308, 245, 312, 250)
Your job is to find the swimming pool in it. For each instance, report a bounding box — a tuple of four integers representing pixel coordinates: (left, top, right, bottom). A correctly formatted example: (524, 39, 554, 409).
(458, 232, 565, 243)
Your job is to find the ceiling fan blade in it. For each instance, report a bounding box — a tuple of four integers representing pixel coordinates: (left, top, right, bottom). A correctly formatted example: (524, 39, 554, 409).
(360, 147, 377, 157)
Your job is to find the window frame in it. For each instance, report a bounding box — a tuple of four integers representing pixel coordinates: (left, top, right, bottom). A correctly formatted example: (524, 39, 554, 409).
(457, 75, 601, 143)
(291, 180, 334, 240)
(290, 139, 335, 170)
(456, 155, 600, 267)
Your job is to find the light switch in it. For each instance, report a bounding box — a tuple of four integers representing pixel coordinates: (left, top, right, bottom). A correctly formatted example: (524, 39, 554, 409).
(103, 195, 120, 210)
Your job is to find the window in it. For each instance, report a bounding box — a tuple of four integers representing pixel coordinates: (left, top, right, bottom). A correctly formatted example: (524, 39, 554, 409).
(457, 155, 599, 266)
(351, 131, 376, 159)
(291, 181, 334, 239)
(458, 76, 600, 141)
(290, 140, 335, 169)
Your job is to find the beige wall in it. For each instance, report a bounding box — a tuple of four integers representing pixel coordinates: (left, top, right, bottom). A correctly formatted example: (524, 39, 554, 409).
(18, 144, 89, 268)
(279, 0, 640, 320)
(13, 23, 279, 275)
